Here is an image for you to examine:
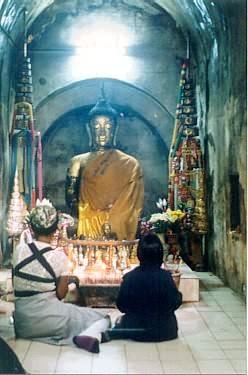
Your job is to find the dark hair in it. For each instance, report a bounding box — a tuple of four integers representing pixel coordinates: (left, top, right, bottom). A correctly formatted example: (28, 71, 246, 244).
(30, 217, 58, 236)
(137, 233, 163, 266)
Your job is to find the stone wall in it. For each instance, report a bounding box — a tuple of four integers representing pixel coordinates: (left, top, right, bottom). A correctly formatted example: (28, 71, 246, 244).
(196, 1, 246, 297)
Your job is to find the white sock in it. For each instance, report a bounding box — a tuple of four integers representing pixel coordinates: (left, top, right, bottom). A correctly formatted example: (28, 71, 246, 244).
(78, 317, 110, 341)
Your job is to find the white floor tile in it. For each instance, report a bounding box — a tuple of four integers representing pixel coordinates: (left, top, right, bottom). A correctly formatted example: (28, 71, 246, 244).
(7, 338, 32, 362)
(176, 307, 202, 320)
(183, 331, 215, 341)
(194, 304, 223, 312)
(56, 346, 92, 374)
(226, 310, 247, 319)
(156, 337, 187, 349)
(212, 328, 245, 340)
(237, 324, 246, 336)
(200, 311, 236, 328)
(127, 360, 163, 374)
(223, 349, 247, 360)
(162, 359, 200, 374)
(180, 320, 210, 335)
(230, 359, 247, 374)
(23, 341, 60, 374)
(199, 291, 216, 299)
(126, 342, 159, 361)
(230, 316, 247, 325)
(187, 339, 221, 350)
(91, 357, 127, 374)
(197, 359, 236, 374)
(194, 293, 222, 311)
(217, 304, 246, 312)
(158, 346, 194, 361)
(218, 340, 246, 350)
(99, 342, 126, 357)
(191, 348, 226, 360)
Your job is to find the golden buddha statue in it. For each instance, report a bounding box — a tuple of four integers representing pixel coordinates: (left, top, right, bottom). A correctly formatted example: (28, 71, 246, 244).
(65, 91, 144, 240)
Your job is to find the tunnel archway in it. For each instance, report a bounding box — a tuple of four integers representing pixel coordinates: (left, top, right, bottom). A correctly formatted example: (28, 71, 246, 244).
(0, 0, 246, 295)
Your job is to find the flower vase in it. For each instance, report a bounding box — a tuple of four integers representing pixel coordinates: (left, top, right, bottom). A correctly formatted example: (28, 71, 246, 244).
(156, 232, 169, 262)
(167, 233, 178, 244)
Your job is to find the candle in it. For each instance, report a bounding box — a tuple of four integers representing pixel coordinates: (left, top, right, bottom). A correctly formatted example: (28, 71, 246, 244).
(195, 170, 199, 190)
(174, 184, 178, 209)
(37, 132, 43, 200)
(180, 157, 184, 171)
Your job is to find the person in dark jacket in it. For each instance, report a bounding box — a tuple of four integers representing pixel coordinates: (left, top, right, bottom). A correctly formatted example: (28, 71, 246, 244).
(0, 336, 26, 374)
(105, 233, 182, 342)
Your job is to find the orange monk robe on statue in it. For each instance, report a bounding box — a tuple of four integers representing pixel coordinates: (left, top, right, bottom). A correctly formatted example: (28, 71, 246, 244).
(69, 149, 144, 240)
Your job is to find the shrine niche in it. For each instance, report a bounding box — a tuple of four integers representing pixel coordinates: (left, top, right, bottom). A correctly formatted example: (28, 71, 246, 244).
(42, 81, 170, 218)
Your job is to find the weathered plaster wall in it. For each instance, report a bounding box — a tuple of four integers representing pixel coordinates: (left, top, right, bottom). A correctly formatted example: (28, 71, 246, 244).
(195, 1, 246, 297)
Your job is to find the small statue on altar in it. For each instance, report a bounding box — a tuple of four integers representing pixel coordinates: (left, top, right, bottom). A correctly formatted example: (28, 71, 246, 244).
(102, 222, 117, 240)
(94, 249, 107, 271)
(65, 89, 144, 240)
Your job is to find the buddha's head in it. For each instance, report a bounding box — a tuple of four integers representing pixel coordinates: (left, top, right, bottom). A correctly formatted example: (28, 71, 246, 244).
(87, 91, 118, 150)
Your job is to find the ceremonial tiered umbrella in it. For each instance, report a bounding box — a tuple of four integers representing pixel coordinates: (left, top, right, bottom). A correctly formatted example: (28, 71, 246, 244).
(10, 11, 43, 209)
(168, 56, 207, 234)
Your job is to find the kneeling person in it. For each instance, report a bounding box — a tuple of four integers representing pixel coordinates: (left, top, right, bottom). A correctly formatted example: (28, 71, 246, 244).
(13, 199, 110, 353)
(106, 233, 182, 342)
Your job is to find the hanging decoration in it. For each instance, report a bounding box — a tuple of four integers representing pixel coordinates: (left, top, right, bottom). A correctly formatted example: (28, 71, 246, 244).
(168, 47, 207, 234)
(7, 170, 28, 237)
(10, 9, 43, 208)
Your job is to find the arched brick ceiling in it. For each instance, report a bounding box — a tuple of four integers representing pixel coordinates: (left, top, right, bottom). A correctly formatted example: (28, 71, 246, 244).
(0, 0, 220, 58)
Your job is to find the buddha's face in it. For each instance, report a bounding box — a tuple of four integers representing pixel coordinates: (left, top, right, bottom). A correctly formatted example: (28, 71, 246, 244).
(90, 115, 115, 149)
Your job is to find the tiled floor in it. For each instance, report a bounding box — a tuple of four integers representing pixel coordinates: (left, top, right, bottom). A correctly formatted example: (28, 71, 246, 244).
(0, 272, 246, 374)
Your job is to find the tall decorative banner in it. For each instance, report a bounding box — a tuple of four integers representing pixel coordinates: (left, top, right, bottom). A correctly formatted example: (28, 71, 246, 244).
(168, 59, 207, 235)
(10, 40, 43, 208)
(11, 55, 34, 207)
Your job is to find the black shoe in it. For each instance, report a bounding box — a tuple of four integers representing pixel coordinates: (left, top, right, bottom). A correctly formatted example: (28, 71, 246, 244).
(101, 331, 111, 343)
(73, 335, 100, 353)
